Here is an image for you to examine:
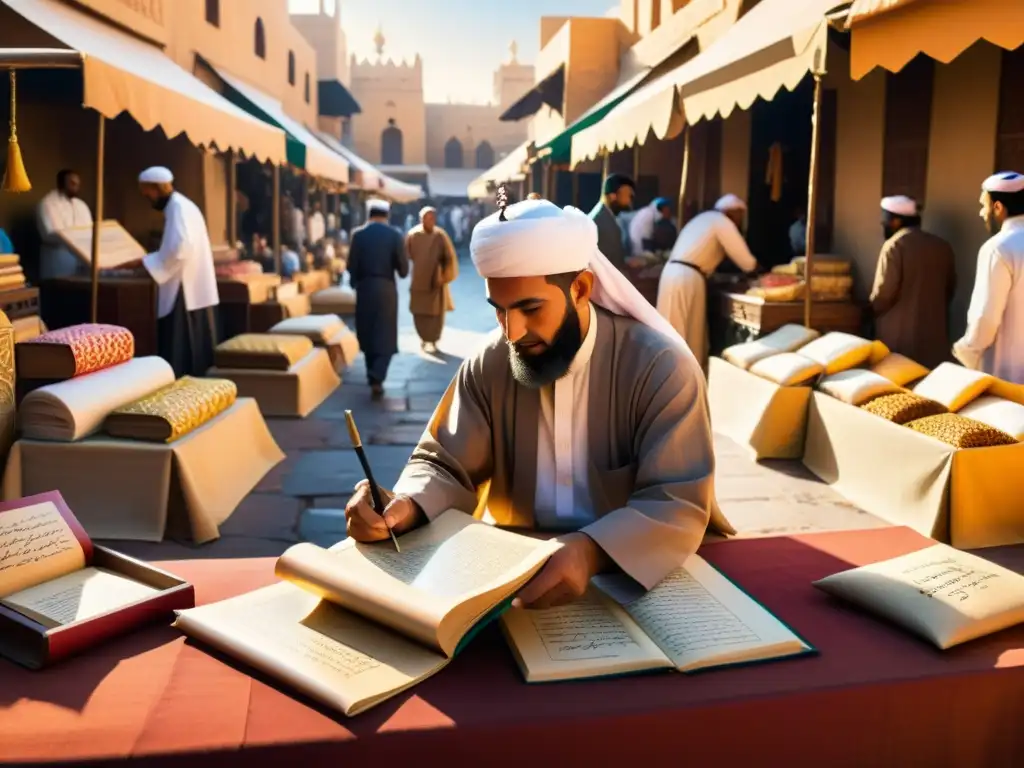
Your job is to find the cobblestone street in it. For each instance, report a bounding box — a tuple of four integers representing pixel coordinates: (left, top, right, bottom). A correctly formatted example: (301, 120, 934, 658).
(102, 250, 886, 562)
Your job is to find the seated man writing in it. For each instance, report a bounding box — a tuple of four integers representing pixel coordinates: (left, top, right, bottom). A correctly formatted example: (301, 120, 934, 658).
(345, 192, 726, 609)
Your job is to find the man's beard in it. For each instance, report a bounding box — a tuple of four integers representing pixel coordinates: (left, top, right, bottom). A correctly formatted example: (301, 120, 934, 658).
(152, 194, 171, 211)
(984, 212, 1001, 236)
(608, 201, 629, 216)
(507, 301, 584, 389)
(883, 224, 899, 240)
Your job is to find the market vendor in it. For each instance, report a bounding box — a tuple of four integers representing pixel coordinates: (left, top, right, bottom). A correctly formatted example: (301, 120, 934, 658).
(657, 194, 760, 368)
(953, 171, 1024, 383)
(127, 166, 220, 377)
(628, 197, 675, 256)
(36, 169, 92, 280)
(869, 195, 957, 368)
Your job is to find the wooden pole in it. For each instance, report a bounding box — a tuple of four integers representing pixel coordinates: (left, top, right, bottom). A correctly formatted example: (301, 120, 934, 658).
(803, 73, 824, 330)
(676, 125, 691, 225)
(271, 163, 282, 275)
(90, 113, 105, 324)
(601, 149, 610, 183)
(227, 151, 237, 245)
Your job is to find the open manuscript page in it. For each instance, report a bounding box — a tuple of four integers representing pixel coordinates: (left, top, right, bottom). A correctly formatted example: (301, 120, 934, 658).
(276, 510, 559, 656)
(173, 582, 450, 717)
(0, 501, 87, 599)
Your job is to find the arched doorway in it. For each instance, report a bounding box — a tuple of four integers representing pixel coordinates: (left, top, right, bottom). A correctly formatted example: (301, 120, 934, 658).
(444, 137, 464, 168)
(475, 141, 495, 169)
(381, 120, 403, 165)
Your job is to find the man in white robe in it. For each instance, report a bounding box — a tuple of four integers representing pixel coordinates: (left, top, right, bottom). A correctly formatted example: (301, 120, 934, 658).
(345, 194, 729, 608)
(36, 169, 93, 280)
(953, 171, 1024, 383)
(656, 194, 760, 370)
(134, 167, 220, 377)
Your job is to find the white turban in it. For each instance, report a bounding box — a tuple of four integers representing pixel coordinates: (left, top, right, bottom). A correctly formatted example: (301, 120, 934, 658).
(470, 199, 695, 359)
(367, 198, 390, 215)
(714, 194, 746, 212)
(881, 195, 919, 217)
(419, 206, 436, 221)
(139, 166, 173, 184)
(982, 171, 1024, 194)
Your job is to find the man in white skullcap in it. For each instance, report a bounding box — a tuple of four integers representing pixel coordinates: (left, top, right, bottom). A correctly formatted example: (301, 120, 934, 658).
(347, 198, 408, 397)
(870, 195, 956, 368)
(657, 194, 760, 370)
(345, 193, 729, 609)
(406, 205, 458, 353)
(953, 172, 1024, 383)
(135, 166, 219, 377)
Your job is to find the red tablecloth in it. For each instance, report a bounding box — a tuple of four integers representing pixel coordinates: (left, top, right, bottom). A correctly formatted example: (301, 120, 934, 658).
(2, 527, 1023, 767)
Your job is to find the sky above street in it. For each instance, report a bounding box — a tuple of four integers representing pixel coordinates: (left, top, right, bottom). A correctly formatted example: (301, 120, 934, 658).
(288, 0, 615, 104)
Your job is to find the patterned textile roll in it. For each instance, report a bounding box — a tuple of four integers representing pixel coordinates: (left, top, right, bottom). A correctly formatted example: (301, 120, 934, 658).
(16, 324, 134, 380)
(104, 376, 238, 443)
(905, 413, 1018, 449)
(860, 392, 948, 425)
(214, 334, 313, 371)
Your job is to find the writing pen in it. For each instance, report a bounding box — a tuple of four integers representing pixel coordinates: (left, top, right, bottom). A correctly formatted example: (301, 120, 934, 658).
(344, 410, 401, 552)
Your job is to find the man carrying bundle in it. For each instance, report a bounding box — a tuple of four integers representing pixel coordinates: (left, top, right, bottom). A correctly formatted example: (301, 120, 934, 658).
(345, 191, 727, 609)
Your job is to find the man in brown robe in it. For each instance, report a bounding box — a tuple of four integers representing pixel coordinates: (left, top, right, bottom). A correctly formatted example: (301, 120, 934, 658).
(870, 195, 957, 368)
(346, 197, 729, 609)
(406, 206, 458, 353)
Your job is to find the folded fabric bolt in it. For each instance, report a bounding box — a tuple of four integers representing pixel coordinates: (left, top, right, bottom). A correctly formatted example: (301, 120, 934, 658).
(19, 356, 175, 441)
(818, 369, 902, 406)
(104, 376, 238, 443)
(270, 314, 345, 345)
(958, 395, 1024, 441)
(871, 353, 930, 387)
(721, 324, 819, 369)
(905, 413, 1017, 449)
(310, 286, 357, 314)
(913, 362, 993, 412)
(860, 392, 947, 425)
(748, 352, 824, 386)
(16, 323, 134, 380)
(797, 332, 876, 375)
(214, 334, 314, 371)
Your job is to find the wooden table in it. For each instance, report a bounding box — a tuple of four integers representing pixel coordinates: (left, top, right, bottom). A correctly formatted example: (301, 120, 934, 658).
(1, 527, 1022, 767)
(42, 276, 159, 356)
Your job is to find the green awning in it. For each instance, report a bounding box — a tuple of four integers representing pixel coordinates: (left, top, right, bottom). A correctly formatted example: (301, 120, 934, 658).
(537, 67, 652, 163)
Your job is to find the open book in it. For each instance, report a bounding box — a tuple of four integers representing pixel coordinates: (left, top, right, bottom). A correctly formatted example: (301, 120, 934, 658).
(0, 493, 161, 628)
(501, 554, 813, 682)
(173, 510, 560, 716)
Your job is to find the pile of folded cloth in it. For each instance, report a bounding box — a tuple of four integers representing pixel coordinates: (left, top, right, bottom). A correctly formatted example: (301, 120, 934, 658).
(721, 326, 1023, 448)
(207, 332, 340, 417)
(268, 314, 359, 373)
(16, 324, 237, 443)
(0, 253, 26, 292)
(747, 256, 854, 302)
(309, 284, 357, 316)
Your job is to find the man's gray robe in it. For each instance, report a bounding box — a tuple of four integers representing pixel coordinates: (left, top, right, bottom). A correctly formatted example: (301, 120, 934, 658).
(589, 202, 628, 271)
(393, 306, 728, 590)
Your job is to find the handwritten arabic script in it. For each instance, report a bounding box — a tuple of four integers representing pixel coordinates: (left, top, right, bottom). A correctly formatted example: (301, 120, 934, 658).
(0, 503, 85, 598)
(531, 594, 640, 661)
(904, 558, 1000, 603)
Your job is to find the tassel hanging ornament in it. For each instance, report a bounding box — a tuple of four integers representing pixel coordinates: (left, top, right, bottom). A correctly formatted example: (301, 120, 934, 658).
(2, 70, 31, 193)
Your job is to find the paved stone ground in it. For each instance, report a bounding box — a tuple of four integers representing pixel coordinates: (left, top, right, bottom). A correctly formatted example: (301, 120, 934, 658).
(101, 250, 886, 562)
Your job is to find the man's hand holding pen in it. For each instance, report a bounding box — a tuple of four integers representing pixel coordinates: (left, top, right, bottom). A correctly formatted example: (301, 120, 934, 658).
(345, 480, 426, 542)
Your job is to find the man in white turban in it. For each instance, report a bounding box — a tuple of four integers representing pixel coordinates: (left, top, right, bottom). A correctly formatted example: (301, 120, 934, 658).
(345, 195, 728, 609)
(657, 194, 759, 370)
(870, 195, 956, 368)
(133, 166, 219, 377)
(953, 172, 1024, 383)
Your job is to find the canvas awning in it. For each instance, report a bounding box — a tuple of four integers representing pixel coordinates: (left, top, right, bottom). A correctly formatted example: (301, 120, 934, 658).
(427, 169, 480, 199)
(212, 66, 349, 183)
(571, 0, 842, 166)
(468, 141, 530, 200)
(315, 131, 423, 203)
(0, 0, 286, 164)
(499, 65, 566, 122)
(317, 80, 361, 117)
(847, 0, 1024, 80)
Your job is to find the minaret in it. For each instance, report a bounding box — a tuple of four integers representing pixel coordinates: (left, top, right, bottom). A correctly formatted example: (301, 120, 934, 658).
(509, 40, 518, 64)
(374, 25, 385, 59)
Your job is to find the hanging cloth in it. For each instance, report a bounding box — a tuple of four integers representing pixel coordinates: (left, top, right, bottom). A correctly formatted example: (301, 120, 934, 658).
(765, 142, 783, 203)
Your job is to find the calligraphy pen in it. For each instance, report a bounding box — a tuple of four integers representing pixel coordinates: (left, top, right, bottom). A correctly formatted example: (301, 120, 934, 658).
(344, 410, 401, 552)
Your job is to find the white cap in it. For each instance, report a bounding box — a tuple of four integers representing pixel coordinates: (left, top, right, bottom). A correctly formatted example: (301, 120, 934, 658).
(138, 166, 174, 184)
(982, 171, 1024, 194)
(418, 206, 436, 220)
(714, 194, 747, 213)
(366, 198, 391, 215)
(881, 195, 919, 217)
